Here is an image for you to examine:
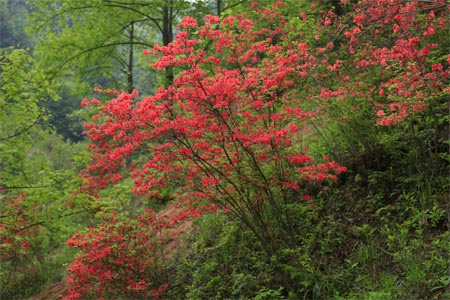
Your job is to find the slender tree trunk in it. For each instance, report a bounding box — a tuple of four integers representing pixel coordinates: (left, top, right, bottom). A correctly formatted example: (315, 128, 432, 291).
(162, 0, 174, 86)
(127, 22, 134, 94)
(217, 0, 222, 17)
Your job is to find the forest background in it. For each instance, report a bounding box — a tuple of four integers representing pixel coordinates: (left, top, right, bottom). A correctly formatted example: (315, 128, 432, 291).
(0, 0, 449, 299)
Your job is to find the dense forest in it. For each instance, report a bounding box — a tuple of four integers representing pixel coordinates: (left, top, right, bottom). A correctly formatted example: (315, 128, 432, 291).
(1, 0, 449, 299)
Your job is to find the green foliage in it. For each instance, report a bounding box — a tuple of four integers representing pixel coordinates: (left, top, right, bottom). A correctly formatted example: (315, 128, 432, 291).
(0, 48, 91, 299)
(170, 176, 449, 299)
(0, 0, 33, 48)
(254, 287, 285, 300)
(313, 130, 449, 299)
(0, 133, 87, 300)
(170, 214, 272, 299)
(170, 202, 328, 299)
(0, 48, 56, 143)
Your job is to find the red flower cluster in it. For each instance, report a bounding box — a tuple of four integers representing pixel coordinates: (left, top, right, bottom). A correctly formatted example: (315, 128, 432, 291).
(315, 0, 449, 126)
(0, 194, 35, 260)
(64, 209, 169, 300)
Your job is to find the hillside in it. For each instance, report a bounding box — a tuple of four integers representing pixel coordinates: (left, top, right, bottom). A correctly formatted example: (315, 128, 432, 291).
(1, 1, 449, 299)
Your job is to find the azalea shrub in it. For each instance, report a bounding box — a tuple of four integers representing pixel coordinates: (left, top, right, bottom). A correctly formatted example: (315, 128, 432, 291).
(314, 0, 449, 123)
(64, 209, 169, 300)
(80, 1, 346, 256)
(310, 0, 449, 187)
(0, 194, 39, 295)
(1, 191, 68, 299)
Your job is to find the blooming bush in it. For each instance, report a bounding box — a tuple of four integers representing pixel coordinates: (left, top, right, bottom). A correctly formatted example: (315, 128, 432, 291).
(314, 0, 449, 126)
(64, 209, 169, 300)
(80, 2, 346, 256)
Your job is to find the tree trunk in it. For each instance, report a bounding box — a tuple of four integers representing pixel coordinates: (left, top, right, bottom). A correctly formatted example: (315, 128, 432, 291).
(162, 0, 174, 86)
(127, 22, 134, 94)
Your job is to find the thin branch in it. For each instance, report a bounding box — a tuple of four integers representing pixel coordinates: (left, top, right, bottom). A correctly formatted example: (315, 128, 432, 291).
(49, 40, 153, 80)
(222, 0, 248, 13)
(0, 113, 42, 142)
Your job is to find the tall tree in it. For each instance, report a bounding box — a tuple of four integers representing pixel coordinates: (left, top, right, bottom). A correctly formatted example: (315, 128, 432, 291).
(26, 0, 211, 141)
(27, 0, 203, 91)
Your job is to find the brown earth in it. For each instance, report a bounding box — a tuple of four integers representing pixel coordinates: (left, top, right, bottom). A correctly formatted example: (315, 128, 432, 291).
(28, 201, 193, 300)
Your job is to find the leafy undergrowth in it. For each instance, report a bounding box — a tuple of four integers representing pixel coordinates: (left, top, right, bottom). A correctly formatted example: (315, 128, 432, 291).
(168, 175, 449, 300)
